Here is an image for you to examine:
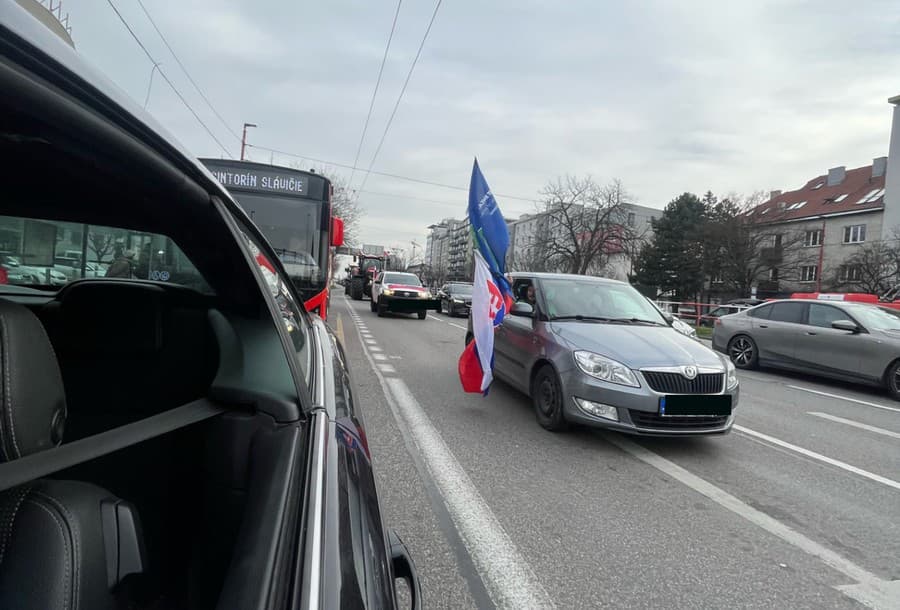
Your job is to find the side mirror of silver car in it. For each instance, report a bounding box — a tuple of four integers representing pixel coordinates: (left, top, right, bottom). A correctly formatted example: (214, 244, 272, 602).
(831, 319, 859, 333)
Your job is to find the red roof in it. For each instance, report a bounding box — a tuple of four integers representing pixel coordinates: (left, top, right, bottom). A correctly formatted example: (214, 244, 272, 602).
(749, 164, 885, 223)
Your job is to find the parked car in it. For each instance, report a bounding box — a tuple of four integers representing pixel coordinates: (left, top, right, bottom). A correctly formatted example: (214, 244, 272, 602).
(0, 254, 39, 285)
(468, 273, 739, 435)
(714, 298, 900, 399)
(0, 5, 418, 608)
(438, 282, 473, 316)
(371, 271, 440, 319)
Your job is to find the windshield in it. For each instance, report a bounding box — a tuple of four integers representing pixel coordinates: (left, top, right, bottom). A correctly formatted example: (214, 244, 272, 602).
(847, 304, 900, 331)
(383, 272, 421, 286)
(541, 279, 667, 323)
(231, 192, 327, 295)
(450, 283, 473, 295)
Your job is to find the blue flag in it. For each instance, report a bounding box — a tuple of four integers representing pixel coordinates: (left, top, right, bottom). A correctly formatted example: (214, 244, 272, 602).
(467, 159, 512, 301)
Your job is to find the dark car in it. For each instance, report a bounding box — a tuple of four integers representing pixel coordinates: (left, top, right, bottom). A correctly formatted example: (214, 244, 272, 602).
(0, 4, 418, 608)
(713, 298, 900, 399)
(438, 282, 473, 316)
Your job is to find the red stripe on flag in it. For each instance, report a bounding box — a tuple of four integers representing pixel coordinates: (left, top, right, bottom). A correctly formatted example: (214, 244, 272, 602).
(458, 340, 484, 393)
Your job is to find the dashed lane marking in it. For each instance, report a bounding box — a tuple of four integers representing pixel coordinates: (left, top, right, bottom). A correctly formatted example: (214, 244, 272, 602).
(427, 315, 444, 322)
(448, 322, 468, 331)
(602, 432, 900, 609)
(808, 412, 900, 441)
(734, 425, 900, 491)
(786, 386, 900, 414)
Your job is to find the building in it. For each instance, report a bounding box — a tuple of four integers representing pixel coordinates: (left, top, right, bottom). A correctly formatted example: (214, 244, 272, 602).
(747, 159, 887, 296)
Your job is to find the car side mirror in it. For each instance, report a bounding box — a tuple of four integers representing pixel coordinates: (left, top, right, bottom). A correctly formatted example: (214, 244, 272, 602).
(510, 301, 534, 317)
(831, 320, 859, 333)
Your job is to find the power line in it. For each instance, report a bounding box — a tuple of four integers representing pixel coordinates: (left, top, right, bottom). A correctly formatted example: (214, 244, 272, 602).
(348, 0, 403, 188)
(247, 143, 538, 203)
(134, 0, 241, 142)
(105, 0, 233, 157)
(358, 0, 443, 194)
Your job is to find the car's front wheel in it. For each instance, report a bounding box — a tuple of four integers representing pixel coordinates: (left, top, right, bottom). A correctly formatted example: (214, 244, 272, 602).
(532, 365, 568, 431)
(884, 360, 900, 401)
(370, 298, 377, 312)
(376, 299, 386, 317)
(728, 335, 758, 369)
(417, 310, 427, 320)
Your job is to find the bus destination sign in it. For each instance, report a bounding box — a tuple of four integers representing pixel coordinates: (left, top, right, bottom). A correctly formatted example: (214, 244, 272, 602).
(210, 167, 308, 196)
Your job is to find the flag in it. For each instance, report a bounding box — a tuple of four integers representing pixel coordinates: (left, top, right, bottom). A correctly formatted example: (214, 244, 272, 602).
(458, 159, 512, 394)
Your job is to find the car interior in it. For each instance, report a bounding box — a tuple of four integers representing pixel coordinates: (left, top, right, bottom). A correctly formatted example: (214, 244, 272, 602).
(0, 40, 313, 609)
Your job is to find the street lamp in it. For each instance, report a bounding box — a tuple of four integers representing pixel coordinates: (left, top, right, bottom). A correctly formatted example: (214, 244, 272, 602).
(240, 123, 257, 161)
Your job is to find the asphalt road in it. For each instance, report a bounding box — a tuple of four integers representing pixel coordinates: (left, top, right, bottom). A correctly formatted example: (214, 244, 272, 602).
(330, 294, 900, 609)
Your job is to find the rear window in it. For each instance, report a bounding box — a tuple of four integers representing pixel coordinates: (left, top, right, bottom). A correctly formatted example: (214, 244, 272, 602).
(0, 215, 211, 293)
(747, 304, 771, 319)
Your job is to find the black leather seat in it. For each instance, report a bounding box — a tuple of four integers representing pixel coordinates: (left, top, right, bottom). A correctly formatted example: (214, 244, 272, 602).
(0, 300, 146, 609)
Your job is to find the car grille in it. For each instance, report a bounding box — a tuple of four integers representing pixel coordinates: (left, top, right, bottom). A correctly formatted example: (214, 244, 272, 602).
(397, 291, 418, 297)
(641, 371, 723, 394)
(629, 411, 729, 430)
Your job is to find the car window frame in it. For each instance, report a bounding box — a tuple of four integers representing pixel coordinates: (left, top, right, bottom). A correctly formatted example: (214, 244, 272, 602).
(769, 301, 808, 324)
(747, 304, 772, 319)
(806, 303, 856, 329)
(212, 196, 315, 410)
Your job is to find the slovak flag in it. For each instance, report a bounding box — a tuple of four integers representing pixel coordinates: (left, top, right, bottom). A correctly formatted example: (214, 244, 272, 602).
(458, 159, 513, 394)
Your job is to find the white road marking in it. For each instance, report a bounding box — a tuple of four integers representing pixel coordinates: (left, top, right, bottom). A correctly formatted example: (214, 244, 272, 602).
(786, 385, 900, 414)
(365, 340, 377, 346)
(345, 300, 554, 610)
(373, 353, 387, 361)
(808, 412, 900, 440)
(448, 322, 468, 331)
(378, 364, 396, 373)
(734, 425, 900, 491)
(427, 315, 444, 322)
(602, 432, 900, 609)
(370, 346, 383, 352)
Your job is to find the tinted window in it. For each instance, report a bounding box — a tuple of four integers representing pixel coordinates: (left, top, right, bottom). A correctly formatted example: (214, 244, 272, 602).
(769, 302, 806, 324)
(450, 283, 473, 295)
(747, 304, 771, 319)
(807, 304, 848, 328)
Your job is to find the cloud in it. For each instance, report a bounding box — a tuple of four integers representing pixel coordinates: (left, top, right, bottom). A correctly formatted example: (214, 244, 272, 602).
(64, 0, 900, 248)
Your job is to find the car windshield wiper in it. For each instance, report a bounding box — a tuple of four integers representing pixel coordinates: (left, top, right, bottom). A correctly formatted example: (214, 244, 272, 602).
(550, 315, 613, 322)
(609, 317, 666, 326)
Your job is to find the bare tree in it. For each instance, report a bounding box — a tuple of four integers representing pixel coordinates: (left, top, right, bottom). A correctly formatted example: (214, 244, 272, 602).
(536, 176, 634, 275)
(88, 230, 118, 263)
(826, 240, 900, 295)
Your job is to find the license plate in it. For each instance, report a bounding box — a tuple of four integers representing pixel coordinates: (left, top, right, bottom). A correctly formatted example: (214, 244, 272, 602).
(659, 394, 732, 416)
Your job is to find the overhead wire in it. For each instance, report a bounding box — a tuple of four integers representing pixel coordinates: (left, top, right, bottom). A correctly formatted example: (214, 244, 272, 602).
(105, 0, 233, 157)
(134, 0, 241, 142)
(357, 0, 443, 194)
(348, 0, 403, 188)
(246, 143, 538, 203)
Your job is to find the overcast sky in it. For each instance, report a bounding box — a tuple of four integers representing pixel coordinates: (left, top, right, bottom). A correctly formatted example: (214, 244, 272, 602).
(66, 0, 899, 254)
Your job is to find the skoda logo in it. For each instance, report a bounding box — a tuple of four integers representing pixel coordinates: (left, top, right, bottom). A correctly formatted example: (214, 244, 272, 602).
(682, 365, 698, 379)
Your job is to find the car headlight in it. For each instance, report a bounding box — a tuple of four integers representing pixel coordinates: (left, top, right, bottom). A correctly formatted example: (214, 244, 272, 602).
(725, 359, 738, 390)
(452, 298, 463, 304)
(573, 351, 640, 388)
(382, 289, 394, 296)
(420, 291, 432, 298)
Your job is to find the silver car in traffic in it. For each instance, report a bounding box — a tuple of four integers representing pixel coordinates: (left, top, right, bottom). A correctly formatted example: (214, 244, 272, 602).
(467, 273, 739, 435)
(713, 298, 900, 399)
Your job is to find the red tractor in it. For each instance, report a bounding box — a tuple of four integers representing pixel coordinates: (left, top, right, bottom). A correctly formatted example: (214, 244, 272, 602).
(347, 254, 387, 301)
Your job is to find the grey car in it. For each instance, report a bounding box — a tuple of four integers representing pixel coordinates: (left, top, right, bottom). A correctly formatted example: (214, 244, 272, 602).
(713, 298, 900, 399)
(467, 273, 739, 435)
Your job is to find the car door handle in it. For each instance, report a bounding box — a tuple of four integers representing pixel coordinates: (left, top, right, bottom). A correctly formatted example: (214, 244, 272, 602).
(805, 331, 817, 335)
(759, 324, 768, 329)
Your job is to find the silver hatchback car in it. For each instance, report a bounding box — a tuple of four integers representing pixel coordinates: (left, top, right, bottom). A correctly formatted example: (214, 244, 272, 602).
(467, 273, 739, 435)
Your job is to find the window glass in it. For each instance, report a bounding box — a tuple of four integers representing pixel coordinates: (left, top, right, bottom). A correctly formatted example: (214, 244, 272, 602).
(807, 304, 848, 328)
(748, 304, 771, 319)
(382, 272, 421, 285)
(539, 279, 666, 323)
(0, 215, 210, 293)
(235, 225, 312, 382)
(769, 302, 806, 324)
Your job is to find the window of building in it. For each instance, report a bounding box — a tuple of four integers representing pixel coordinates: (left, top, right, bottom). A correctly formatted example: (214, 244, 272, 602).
(627, 212, 635, 227)
(842, 224, 866, 244)
(711, 271, 724, 284)
(800, 265, 818, 282)
(856, 188, 885, 204)
(839, 265, 863, 282)
(786, 201, 807, 210)
(768, 267, 779, 281)
(804, 229, 822, 247)
(812, 182, 824, 189)
(760, 208, 770, 215)
(831, 194, 848, 203)
(773, 234, 782, 248)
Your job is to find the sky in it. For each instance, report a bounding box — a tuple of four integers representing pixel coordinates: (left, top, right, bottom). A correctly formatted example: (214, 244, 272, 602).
(62, 0, 900, 257)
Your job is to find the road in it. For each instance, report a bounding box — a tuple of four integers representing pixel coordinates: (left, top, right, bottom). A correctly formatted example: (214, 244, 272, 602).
(331, 295, 900, 609)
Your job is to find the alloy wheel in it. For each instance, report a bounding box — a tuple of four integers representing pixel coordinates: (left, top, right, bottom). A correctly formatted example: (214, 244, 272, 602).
(731, 337, 753, 366)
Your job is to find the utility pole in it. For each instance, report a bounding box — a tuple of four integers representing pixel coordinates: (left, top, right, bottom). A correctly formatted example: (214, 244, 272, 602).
(240, 123, 257, 161)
